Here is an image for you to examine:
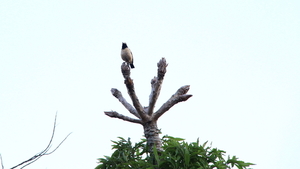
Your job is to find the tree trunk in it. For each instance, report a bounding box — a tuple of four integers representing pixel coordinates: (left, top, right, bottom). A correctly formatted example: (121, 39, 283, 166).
(143, 120, 162, 151)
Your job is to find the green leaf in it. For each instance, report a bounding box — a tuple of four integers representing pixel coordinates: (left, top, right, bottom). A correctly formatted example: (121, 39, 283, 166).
(95, 135, 255, 169)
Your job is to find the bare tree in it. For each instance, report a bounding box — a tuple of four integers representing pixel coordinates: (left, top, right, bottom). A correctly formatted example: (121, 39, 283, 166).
(0, 113, 71, 169)
(104, 58, 192, 151)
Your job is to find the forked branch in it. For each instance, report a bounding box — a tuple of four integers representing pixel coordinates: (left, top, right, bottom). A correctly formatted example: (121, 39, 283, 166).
(10, 113, 71, 169)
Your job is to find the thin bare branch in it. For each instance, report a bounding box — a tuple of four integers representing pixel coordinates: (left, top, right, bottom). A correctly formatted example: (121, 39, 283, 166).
(19, 156, 42, 169)
(104, 111, 142, 124)
(10, 113, 71, 169)
(121, 63, 150, 121)
(18, 132, 72, 169)
(148, 58, 168, 116)
(45, 132, 72, 155)
(111, 88, 140, 119)
(0, 154, 4, 169)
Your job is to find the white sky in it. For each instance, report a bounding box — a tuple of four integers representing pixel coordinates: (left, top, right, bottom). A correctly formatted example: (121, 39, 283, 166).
(0, 1, 299, 169)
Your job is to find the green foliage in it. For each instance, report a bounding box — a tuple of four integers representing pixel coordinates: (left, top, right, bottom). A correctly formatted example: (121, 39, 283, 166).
(95, 136, 255, 169)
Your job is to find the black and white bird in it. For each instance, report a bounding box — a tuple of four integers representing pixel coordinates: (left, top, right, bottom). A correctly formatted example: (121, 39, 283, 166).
(121, 42, 135, 68)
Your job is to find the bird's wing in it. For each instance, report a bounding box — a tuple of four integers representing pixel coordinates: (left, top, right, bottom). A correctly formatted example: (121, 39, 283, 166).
(131, 51, 133, 63)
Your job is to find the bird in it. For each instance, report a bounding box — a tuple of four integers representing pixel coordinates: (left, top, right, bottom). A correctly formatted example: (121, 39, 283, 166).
(121, 42, 135, 68)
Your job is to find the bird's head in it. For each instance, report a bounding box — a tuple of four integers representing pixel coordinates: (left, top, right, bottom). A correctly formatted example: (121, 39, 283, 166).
(122, 42, 128, 49)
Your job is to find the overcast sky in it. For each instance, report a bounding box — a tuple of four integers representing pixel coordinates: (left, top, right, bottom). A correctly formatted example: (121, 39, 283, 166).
(0, 1, 299, 169)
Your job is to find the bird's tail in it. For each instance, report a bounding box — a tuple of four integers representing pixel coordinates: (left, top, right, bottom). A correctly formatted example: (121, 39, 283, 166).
(130, 63, 135, 68)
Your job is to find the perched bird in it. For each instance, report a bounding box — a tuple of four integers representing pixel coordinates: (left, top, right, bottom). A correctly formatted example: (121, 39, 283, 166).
(121, 42, 135, 68)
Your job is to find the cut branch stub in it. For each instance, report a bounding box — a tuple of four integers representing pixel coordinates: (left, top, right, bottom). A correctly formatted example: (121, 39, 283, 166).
(121, 62, 130, 79)
(148, 58, 168, 116)
(174, 85, 190, 96)
(157, 57, 168, 80)
(111, 88, 122, 98)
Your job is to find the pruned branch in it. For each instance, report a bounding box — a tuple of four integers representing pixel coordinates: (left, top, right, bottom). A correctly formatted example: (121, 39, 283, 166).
(10, 113, 72, 169)
(148, 58, 168, 116)
(121, 62, 131, 79)
(153, 85, 192, 120)
(104, 111, 142, 124)
(111, 88, 140, 119)
(157, 57, 168, 80)
(174, 85, 190, 96)
(121, 63, 150, 121)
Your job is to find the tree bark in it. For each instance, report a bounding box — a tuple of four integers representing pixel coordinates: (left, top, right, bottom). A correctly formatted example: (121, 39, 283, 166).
(143, 120, 162, 151)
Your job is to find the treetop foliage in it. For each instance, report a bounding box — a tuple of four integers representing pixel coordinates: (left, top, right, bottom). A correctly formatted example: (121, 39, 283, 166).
(95, 135, 254, 169)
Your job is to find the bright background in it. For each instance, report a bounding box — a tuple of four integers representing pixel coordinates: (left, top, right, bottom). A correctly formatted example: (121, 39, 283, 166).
(1, 1, 299, 169)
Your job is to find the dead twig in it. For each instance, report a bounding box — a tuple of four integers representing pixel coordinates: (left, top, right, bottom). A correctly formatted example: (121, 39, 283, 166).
(10, 113, 72, 169)
(0, 154, 4, 169)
